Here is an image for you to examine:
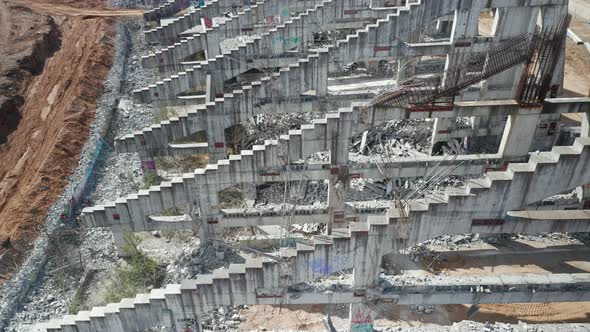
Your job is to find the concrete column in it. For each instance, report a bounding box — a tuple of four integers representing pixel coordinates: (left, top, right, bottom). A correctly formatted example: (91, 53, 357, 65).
(581, 112, 590, 138)
(481, 6, 540, 100)
(111, 225, 130, 257)
(205, 74, 213, 103)
(205, 106, 227, 162)
(498, 107, 542, 158)
(207, 66, 225, 98)
(397, 57, 416, 82)
(542, 5, 569, 94)
(242, 183, 256, 207)
(349, 223, 384, 332)
(450, 7, 479, 41)
(327, 174, 347, 234)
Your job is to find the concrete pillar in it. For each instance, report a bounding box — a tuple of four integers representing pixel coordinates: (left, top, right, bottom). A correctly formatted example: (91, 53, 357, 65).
(349, 223, 384, 332)
(498, 107, 542, 158)
(542, 5, 569, 95)
(481, 6, 540, 100)
(208, 66, 225, 98)
(581, 112, 590, 138)
(205, 74, 213, 103)
(450, 7, 479, 41)
(242, 183, 256, 207)
(327, 174, 347, 234)
(111, 225, 130, 257)
(397, 57, 416, 82)
(205, 105, 227, 162)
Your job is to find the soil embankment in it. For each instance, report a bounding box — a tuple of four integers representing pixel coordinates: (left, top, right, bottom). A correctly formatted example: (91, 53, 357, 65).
(0, 0, 135, 280)
(0, 1, 61, 145)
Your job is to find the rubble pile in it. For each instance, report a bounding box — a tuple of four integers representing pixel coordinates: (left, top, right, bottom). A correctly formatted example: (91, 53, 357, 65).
(255, 180, 329, 206)
(288, 271, 353, 293)
(485, 232, 588, 245)
(410, 304, 436, 314)
(422, 234, 482, 250)
(200, 305, 246, 331)
(350, 119, 434, 160)
(347, 178, 386, 201)
(164, 243, 245, 283)
(241, 113, 325, 149)
(408, 244, 435, 263)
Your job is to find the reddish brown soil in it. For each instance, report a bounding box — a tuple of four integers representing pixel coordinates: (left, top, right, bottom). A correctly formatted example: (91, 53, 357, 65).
(14, 0, 144, 17)
(0, 1, 61, 146)
(0, 0, 139, 279)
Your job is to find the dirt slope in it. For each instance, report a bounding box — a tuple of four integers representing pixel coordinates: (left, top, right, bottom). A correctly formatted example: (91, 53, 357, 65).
(0, 1, 61, 145)
(14, 0, 144, 17)
(0, 0, 120, 278)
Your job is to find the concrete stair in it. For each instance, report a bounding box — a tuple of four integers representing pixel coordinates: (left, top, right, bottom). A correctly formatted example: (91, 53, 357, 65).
(143, 0, 190, 22)
(142, 0, 324, 74)
(144, 0, 240, 45)
(88, 106, 590, 235)
(37, 136, 590, 330)
(133, 0, 422, 103)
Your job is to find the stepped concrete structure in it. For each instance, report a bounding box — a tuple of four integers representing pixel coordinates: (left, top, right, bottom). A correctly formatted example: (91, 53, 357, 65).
(143, 0, 190, 22)
(35, 0, 590, 331)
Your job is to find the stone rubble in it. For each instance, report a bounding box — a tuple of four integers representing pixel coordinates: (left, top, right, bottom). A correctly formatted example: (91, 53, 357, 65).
(350, 119, 434, 162)
(164, 243, 245, 283)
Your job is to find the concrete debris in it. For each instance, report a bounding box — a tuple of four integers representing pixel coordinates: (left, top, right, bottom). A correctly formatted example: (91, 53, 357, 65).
(350, 119, 433, 160)
(198, 305, 246, 331)
(410, 304, 436, 314)
(421, 233, 481, 250)
(477, 232, 590, 246)
(347, 179, 386, 201)
(88, 153, 142, 205)
(255, 180, 328, 206)
(164, 243, 245, 283)
(241, 113, 325, 149)
(291, 223, 321, 234)
(289, 271, 353, 293)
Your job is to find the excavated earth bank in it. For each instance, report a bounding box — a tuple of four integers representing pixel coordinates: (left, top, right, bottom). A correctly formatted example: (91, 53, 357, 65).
(0, 0, 116, 281)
